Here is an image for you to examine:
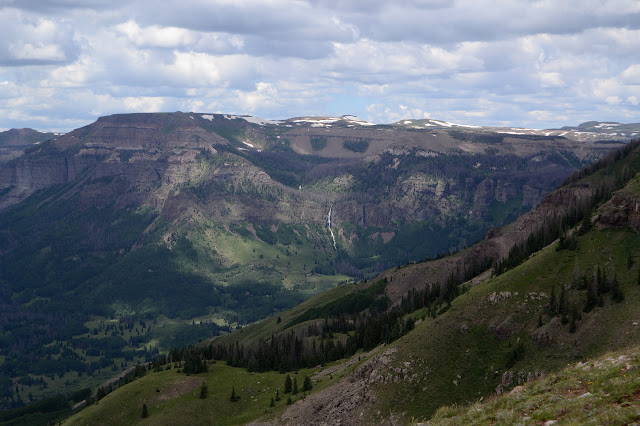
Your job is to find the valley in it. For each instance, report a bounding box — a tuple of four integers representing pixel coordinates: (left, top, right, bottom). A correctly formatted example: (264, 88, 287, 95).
(0, 112, 638, 423)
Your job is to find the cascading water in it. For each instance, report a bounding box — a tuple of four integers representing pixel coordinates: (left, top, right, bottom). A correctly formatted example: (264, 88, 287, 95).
(326, 206, 337, 250)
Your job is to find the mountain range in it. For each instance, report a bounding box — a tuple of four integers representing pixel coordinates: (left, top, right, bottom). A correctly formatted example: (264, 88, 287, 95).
(1, 112, 639, 423)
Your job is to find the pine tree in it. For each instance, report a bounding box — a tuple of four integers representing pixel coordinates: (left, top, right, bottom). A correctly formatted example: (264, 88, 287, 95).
(230, 387, 239, 402)
(611, 274, 624, 303)
(284, 374, 292, 394)
(141, 403, 149, 418)
(275, 389, 281, 401)
(302, 376, 313, 392)
(293, 377, 298, 395)
(569, 305, 579, 333)
(559, 285, 568, 324)
(270, 397, 275, 407)
(287, 396, 292, 405)
(548, 286, 557, 316)
(584, 275, 599, 313)
(199, 381, 208, 399)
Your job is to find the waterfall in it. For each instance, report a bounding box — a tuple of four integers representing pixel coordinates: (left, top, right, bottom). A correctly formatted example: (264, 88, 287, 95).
(326, 206, 337, 250)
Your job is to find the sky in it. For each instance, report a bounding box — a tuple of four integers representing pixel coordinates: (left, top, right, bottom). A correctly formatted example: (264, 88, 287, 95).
(0, 0, 639, 132)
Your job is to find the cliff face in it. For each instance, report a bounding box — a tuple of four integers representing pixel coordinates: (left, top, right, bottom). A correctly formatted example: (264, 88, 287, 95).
(0, 113, 624, 254)
(597, 180, 640, 233)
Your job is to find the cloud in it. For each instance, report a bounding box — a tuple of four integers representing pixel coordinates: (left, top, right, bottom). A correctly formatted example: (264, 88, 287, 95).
(0, 8, 78, 65)
(1, 0, 640, 131)
(366, 103, 432, 124)
(621, 64, 640, 84)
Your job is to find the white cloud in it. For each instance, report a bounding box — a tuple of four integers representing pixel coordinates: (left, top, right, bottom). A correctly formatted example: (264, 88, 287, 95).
(0, 9, 78, 65)
(621, 64, 640, 84)
(538, 72, 564, 88)
(606, 96, 622, 105)
(116, 20, 198, 48)
(366, 103, 431, 123)
(234, 82, 279, 111)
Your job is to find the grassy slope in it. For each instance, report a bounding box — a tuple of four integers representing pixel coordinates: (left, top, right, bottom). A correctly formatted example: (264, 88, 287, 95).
(65, 362, 340, 426)
(366, 225, 640, 422)
(429, 343, 640, 424)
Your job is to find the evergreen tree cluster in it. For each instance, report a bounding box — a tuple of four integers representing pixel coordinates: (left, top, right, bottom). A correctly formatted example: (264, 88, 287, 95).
(213, 277, 466, 372)
(167, 346, 212, 375)
(540, 264, 627, 336)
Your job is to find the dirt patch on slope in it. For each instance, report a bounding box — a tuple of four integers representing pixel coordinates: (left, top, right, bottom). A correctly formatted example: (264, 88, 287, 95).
(157, 376, 202, 401)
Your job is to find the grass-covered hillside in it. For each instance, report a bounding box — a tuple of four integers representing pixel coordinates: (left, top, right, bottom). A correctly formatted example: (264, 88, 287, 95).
(429, 343, 640, 425)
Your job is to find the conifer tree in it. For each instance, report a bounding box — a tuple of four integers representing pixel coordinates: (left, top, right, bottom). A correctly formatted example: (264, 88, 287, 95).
(284, 374, 292, 393)
(584, 275, 599, 313)
(270, 397, 275, 407)
(303, 376, 313, 392)
(559, 285, 568, 324)
(293, 377, 298, 395)
(611, 274, 624, 303)
(230, 387, 239, 402)
(275, 389, 281, 401)
(569, 305, 579, 333)
(548, 286, 557, 316)
(199, 381, 208, 399)
(142, 403, 148, 418)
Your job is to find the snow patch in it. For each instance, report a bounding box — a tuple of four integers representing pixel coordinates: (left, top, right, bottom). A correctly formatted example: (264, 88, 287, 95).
(403, 120, 412, 124)
(223, 114, 282, 125)
(430, 120, 453, 127)
(202, 114, 214, 121)
(449, 122, 482, 129)
(293, 118, 339, 125)
(292, 115, 374, 126)
(343, 115, 375, 126)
